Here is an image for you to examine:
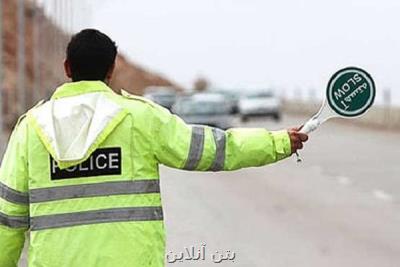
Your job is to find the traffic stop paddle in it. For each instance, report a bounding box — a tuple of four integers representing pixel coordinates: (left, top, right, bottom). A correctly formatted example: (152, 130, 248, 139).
(296, 67, 376, 161)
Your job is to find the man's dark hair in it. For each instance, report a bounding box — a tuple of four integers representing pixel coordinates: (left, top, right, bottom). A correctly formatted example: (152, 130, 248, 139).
(66, 29, 117, 81)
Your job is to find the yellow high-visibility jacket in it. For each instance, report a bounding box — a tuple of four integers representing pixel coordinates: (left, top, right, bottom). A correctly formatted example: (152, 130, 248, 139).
(0, 81, 291, 267)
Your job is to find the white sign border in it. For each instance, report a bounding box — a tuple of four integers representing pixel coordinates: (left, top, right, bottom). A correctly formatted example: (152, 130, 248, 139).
(327, 68, 375, 117)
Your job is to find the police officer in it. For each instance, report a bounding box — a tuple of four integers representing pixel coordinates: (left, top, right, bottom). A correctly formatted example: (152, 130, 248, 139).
(0, 29, 308, 267)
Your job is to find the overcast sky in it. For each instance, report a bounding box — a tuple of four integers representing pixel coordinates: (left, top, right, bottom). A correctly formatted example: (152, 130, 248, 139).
(64, 0, 400, 103)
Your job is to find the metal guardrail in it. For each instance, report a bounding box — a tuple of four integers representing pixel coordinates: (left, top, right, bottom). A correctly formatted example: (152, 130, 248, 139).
(282, 99, 400, 131)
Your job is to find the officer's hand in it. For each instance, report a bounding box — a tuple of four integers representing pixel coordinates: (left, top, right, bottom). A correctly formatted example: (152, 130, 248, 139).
(288, 127, 308, 154)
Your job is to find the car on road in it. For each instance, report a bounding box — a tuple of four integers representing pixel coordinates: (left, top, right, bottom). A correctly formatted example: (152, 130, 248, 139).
(238, 91, 282, 122)
(210, 89, 240, 114)
(172, 93, 234, 129)
(143, 86, 177, 110)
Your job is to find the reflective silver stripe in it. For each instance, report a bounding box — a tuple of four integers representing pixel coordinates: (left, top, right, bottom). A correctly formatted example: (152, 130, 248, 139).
(0, 182, 29, 204)
(30, 206, 163, 231)
(30, 180, 160, 203)
(0, 211, 29, 228)
(183, 126, 205, 170)
(209, 128, 226, 171)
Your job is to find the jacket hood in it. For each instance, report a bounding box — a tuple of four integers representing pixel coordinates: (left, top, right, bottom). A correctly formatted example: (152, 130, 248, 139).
(30, 88, 125, 168)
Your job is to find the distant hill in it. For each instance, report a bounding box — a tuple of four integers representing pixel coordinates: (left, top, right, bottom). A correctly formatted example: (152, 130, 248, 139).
(111, 54, 181, 95)
(1, 0, 179, 128)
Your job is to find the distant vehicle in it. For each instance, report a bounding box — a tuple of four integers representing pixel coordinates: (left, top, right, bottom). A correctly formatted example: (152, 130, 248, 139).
(172, 93, 234, 129)
(143, 86, 177, 110)
(210, 89, 240, 114)
(238, 91, 282, 122)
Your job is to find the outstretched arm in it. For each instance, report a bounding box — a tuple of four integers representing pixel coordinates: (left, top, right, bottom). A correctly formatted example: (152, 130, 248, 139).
(151, 104, 308, 171)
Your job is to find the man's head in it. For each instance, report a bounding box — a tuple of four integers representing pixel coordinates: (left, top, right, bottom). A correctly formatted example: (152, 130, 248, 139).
(65, 29, 117, 82)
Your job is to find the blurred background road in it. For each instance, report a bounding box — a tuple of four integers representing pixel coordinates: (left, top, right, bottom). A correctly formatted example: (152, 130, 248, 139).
(162, 114, 400, 267)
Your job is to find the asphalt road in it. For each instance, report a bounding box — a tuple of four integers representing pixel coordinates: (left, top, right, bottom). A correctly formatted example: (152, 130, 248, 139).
(18, 114, 400, 266)
(162, 114, 400, 267)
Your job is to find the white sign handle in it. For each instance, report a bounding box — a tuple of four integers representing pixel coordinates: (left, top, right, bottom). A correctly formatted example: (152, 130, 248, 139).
(298, 99, 335, 134)
(295, 100, 337, 160)
(299, 117, 321, 134)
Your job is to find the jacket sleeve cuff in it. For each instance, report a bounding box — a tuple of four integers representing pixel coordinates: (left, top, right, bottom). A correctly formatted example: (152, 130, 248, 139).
(270, 130, 291, 161)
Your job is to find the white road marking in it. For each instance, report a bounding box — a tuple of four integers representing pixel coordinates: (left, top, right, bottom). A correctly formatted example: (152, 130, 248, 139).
(310, 165, 323, 174)
(372, 190, 394, 202)
(336, 176, 352, 186)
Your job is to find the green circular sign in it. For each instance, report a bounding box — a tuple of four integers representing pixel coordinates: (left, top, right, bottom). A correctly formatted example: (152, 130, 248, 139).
(327, 67, 375, 117)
